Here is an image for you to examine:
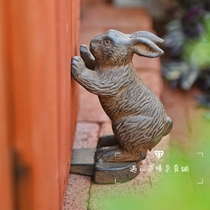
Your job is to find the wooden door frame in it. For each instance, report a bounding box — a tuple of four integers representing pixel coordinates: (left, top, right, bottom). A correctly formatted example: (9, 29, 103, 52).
(0, 0, 80, 209)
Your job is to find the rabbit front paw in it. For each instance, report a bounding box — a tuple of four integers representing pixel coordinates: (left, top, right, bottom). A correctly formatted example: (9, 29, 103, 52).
(71, 56, 86, 77)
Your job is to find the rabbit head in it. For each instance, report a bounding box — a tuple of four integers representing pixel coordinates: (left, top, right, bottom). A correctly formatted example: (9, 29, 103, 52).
(89, 29, 164, 68)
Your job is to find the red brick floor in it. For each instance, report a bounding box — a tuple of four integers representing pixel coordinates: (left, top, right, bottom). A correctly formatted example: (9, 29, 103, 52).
(64, 1, 171, 209)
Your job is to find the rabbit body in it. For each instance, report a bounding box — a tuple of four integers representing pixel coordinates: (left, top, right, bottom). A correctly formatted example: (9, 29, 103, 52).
(71, 29, 172, 161)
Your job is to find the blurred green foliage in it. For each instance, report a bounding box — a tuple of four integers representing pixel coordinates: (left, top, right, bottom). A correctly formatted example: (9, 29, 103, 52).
(95, 115, 210, 210)
(183, 15, 210, 69)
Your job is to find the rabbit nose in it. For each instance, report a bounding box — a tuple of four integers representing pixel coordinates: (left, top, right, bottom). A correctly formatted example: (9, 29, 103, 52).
(90, 42, 94, 49)
(90, 43, 96, 54)
(90, 41, 98, 50)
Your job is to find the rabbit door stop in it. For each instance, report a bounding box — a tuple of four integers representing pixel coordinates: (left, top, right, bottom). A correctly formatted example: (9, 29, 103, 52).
(70, 29, 173, 184)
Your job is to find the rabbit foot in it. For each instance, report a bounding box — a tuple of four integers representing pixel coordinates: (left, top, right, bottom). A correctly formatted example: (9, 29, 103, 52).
(71, 56, 86, 77)
(95, 145, 141, 163)
(97, 135, 119, 148)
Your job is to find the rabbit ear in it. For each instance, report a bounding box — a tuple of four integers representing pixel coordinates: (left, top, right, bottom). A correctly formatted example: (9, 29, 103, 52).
(131, 31, 164, 44)
(131, 37, 164, 58)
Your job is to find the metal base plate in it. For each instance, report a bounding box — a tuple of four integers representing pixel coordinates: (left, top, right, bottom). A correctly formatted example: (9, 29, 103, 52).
(70, 148, 141, 184)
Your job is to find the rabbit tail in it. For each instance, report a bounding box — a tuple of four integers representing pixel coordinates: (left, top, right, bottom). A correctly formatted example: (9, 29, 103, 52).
(162, 116, 173, 136)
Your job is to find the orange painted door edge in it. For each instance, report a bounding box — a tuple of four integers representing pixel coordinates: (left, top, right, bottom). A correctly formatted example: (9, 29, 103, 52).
(0, 0, 80, 209)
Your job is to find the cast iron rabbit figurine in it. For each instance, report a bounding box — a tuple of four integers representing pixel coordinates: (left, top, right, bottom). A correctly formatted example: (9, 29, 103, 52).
(71, 29, 173, 163)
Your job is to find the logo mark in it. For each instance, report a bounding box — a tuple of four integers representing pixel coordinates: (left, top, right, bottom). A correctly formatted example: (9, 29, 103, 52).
(154, 150, 164, 159)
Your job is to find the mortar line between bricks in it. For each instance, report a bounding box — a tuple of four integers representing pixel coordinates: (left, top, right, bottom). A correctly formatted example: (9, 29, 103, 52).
(148, 176, 152, 188)
(87, 122, 102, 210)
(87, 178, 93, 210)
(180, 108, 197, 193)
(185, 107, 192, 134)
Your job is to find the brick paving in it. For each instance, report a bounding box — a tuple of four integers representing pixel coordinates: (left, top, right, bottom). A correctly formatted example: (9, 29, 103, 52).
(64, 1, 171, 209)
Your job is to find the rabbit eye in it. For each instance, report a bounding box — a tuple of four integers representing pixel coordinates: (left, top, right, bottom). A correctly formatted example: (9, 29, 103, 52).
(103, 39, 111, 46)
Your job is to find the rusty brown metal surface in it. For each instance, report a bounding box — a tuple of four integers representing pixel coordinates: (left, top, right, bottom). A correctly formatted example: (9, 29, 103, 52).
(70, 29, 172, 183)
